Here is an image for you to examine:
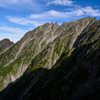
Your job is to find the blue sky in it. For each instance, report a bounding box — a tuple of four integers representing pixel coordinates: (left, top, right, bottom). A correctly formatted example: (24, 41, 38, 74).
(0, 0, 100, 43)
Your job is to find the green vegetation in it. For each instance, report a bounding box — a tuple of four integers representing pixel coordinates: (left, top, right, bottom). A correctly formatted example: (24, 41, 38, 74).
(91, 27, 96, 32)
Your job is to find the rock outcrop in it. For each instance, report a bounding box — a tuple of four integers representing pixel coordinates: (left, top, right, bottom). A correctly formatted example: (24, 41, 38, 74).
(0, 39, 14, 55)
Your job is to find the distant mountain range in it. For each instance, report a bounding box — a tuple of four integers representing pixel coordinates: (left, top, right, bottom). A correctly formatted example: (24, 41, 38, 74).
(0, 17, 100, 100)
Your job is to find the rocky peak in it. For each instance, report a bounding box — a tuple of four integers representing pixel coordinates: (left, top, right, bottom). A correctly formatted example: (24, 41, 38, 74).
(52, 22, 59, 30)
(0, 38, 14, 55)
(0, 38, 13, 45)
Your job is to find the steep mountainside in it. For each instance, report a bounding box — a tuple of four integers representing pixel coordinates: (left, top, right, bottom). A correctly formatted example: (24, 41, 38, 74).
(0, 39, 14, 55)
(0, 17, 100, 100)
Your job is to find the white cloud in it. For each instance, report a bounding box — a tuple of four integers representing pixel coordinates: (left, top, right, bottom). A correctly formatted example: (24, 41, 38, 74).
(0, 0, 32, 6)
(81, 6, 100, 16)
(30, 6, 100, 19)
(6, 6, 100, 27)
(47, 0, 74, 6)
(67, 6, 100, 16)
(0, 27, 27, 34)
(0, 26, 28, 43)
(30, 10, 67, 19)
(0, 0, 41, 11)
(6, 16, 44, 27)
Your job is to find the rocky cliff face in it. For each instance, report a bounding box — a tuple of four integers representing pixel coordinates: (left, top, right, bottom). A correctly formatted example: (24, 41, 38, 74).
(0, 17, 100, 100)
(0, 39, 14, 55)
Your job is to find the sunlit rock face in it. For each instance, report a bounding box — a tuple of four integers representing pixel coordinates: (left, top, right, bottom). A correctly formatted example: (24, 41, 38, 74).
(0, 17, 100, 100)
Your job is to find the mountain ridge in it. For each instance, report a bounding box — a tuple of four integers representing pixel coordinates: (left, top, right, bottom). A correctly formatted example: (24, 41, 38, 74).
(0, 17, 100, 100)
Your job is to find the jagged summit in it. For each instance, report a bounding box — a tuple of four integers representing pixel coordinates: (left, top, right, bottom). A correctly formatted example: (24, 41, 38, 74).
(0, 17, 100, 100)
